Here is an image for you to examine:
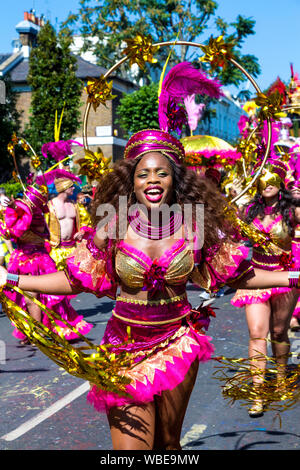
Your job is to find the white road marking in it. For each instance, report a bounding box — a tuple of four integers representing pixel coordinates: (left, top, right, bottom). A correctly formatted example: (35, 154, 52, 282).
(180, 424, 207, 447)
(1, 382, 89, 441)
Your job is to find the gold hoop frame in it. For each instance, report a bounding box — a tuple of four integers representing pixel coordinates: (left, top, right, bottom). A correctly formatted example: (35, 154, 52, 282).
(82, 39, 272, 204)
(8, 135, 39, 191)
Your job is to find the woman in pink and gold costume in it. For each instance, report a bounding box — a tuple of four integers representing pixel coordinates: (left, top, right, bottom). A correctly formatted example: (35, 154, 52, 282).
(231, 158, 300, 416)
(1, 183, 93, 343)
(286, 148, 300, 330)
(0, 130, 298, 449)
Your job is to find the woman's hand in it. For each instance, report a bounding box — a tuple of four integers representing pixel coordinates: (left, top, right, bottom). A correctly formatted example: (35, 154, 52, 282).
(0, 265, 7, 287)
(73, 230, 84, 242)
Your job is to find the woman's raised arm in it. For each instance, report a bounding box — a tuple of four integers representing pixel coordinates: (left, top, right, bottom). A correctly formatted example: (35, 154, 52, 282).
(0, 267, 80, 296)
(229, 267, 290, 290)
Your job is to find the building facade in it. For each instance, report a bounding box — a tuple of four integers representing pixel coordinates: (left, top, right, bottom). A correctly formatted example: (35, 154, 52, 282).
(0, 12, 138, 162)
(198, 90, 246, 145)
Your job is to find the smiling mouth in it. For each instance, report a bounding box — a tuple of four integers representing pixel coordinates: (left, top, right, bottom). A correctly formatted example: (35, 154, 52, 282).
(144, 186, 164, 202)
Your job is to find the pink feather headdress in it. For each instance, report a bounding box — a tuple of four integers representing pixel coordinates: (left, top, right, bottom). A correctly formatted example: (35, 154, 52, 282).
(158, 62, 223, 135)
(35, 168, 82, 186)
(41, 139, 83, 162)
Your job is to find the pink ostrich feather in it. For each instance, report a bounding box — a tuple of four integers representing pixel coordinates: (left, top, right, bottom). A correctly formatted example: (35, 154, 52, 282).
(41, 139, 83, 162)
(183, 94, 206, 132)
(158, 62, 223, 132)
(35, 168, 82, 186)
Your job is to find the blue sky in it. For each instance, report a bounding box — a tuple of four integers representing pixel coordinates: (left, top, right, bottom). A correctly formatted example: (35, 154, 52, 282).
(1, 0, 299, 93)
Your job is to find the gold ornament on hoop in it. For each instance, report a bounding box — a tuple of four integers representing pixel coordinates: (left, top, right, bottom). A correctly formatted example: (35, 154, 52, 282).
(76, 148, 113, 183)
(123, 33, 160, 69)
(8, 132, 42, 173)
(85, 75, 116, 112)
(7, 133, 39, 190)
(199, 35, 236, 71)
(255, 90, 286, 121)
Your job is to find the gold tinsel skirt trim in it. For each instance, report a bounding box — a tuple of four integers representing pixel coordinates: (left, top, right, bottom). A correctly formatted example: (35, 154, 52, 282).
(213, 350, 300, 415)
(2, 285, 135, 396)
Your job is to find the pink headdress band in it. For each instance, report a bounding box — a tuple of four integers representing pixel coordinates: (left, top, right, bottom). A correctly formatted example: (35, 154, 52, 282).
(124, 129, 185, 165)
(254, 158, 288, 181)
(23, 184, 49, 213)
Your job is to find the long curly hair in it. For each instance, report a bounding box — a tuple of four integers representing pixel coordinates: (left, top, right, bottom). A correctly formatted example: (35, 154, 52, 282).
(90, 155, 234, 256)
(245, 185, 295, 235)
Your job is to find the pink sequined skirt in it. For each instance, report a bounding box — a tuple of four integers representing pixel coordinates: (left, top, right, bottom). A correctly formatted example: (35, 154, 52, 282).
(231, 287, 292, 307)
(87, 294, 214, 412)
(231, 254, 293, 307)
(5, 245, 93, 340)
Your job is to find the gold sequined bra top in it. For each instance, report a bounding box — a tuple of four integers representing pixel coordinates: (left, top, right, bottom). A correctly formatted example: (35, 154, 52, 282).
(252, 214, 292, 252)
(251, 214, 292, 270)
(115, 239, 195, 294)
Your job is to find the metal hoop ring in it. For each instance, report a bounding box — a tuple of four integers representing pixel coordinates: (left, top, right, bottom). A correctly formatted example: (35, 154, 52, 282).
(82, 40, 272, 204)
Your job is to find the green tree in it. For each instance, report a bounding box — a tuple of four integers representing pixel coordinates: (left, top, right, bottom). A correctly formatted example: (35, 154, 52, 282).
(64, 0, 260, 87)
(116, 82, 160, 137)
(0, 74, 21, 182)
(213, 14, 260, 87)
(25, 22, 83, 160)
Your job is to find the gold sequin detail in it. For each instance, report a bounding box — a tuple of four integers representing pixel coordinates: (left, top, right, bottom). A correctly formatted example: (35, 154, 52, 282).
(72, 240, 106, 288)
(115, 247, 194, 289)
(121, 328, 201, 389)
(116, 293, 187, 306)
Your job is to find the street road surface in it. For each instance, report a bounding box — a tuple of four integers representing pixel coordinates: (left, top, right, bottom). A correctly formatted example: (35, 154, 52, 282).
(0, 287, 300, 452)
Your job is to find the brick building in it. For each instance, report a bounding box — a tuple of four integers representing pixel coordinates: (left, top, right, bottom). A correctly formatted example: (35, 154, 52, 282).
(0, 11, 139, 161)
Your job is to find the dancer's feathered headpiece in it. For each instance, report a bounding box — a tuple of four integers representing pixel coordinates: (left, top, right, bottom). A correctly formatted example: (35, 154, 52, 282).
(124, 62, 223, 166)
(158, 61, 223, 135)
(41, 106, 83, 163)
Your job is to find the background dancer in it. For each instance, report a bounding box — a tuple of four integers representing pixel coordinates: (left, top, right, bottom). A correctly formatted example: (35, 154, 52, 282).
(231, 159, 300, 416)
(1, 183, 93, 344)
(46, 174, 92, 270)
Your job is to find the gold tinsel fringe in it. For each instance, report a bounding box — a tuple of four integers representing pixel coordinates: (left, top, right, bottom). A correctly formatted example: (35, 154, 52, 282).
(1, 286, 191, 398)
(2, 286, 134, 397)
(213, 352, 300, 413)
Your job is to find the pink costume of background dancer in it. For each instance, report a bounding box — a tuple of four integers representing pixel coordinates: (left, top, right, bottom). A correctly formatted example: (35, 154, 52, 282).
(1, 184, 93, 342)
(231, 158, 300, 416)
(285, 147, 300, 330)
(232, 159, 299, 306)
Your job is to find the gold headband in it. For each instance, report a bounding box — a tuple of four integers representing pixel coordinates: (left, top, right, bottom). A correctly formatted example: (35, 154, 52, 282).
(257, 169, 282, 192)
(54, 178, 74, 193)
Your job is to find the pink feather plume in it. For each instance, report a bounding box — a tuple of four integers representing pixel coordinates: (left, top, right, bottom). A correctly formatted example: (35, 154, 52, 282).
(41, 139, 83, 162)
(35, 168, 82, 186)
(158, 62, 223, 132)
(183, 94, 206, 132)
